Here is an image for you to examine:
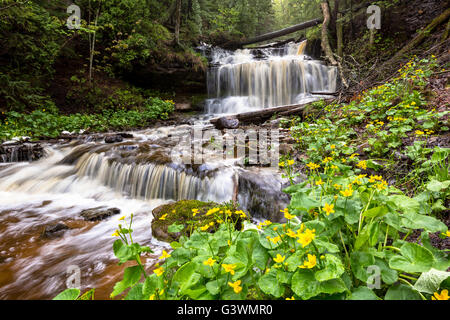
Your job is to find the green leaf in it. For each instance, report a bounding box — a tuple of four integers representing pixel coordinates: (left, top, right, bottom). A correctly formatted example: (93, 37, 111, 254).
(53, 288, 80, 300)
(374, 257, 398, 285)
(401, 212, 447, 233)
(387, 195, 420, 214)
(385, 284, 421, 300)
(125, 284, 144, 300)
(142, 274, 162, 298)
(258, 269, 285, 298)
(291, 269, 321, 300)
(389, 243, 435, 273)
(172, 262, 201, 296)
(315, 254, 345, 282)
(364, 206, 388, 219)
(168, 222, 185, 233)
(426, 180, 450, 192)
(348, 287, 380, 300)
(290, 191, 319, 211)
(111, 266, 142, 298)
(413, 268, 450, 294)
(251, 242, 269, 270)
(350, 251, 375, 282)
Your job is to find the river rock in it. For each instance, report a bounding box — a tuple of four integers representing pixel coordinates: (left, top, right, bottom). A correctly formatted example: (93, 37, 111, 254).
(41, 222, 70, 239)
(215, 116, 239, 130)
(0, 143, 44, 163)
(80, 207, 121, 221)
(104, 135, 124, 144)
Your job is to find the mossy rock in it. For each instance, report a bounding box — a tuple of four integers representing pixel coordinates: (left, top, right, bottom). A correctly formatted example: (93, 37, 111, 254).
(151, 200, 244, 243)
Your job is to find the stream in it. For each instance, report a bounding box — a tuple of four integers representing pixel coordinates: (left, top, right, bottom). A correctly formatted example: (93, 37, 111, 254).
(0, 42, 337, 299)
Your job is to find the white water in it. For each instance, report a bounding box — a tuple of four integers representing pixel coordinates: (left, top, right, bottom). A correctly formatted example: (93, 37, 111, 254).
(205, 41, 337, 115)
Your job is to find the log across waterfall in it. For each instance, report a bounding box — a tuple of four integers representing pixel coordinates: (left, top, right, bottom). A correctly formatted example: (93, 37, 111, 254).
(205, 41, 338, 115)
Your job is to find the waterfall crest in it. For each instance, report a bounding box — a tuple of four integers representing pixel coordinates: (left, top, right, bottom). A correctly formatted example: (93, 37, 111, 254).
(205, 41, 337, 115)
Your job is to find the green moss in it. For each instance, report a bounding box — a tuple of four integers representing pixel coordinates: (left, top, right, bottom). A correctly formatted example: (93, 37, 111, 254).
(151, 200, 244, 243)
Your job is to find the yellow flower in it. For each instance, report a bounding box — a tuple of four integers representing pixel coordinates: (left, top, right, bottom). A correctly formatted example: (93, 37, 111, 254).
(323, 203, 335, 216)
(281, 208, 295, 220)
(286, 296, 295, 300)
(287, 159, 295, 166)
(206, 207, 220, 216)
(273, 254, 285, 263)
(446, 230, 450, 237)
(270, 236, 282, 244)
(154, 267, 164, 277)
(330, 144, 336, 149)
(322, 157, 333, 164)
(118, 216, 126, 221)
(306, 162, 320, 170)
(222, 263, 237, 275)
(299, 254, 317, 269)
(432, 289, 449, 300)
(315, 179, 324, 186)
(357, 160, 367, 170)
(415, 130, 425, 135)
(200, 224, 210, 231)
(228, 280, 242, 294)
(111, 230, 120, 237)
(159, 214, 168, 221)
(279, 161, 285, 167)
(192, 208, 199, 217)
(333, 184, 342, 190)
(159, 250, 171, 260)
(340, 188, 354, 197)
(286, 229, 298, 238)
(297, 229, 315, 248)
(203, 258, 216, 266)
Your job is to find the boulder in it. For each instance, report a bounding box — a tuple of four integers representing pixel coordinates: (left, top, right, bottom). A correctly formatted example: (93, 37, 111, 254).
(104, 135, 124, 144)
(80, 207, 121, 221)
(41, 222, 70, 239)
(215, 116, 239, 130)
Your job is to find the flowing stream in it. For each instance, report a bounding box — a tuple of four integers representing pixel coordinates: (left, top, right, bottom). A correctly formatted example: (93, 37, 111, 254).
(0, 42, 337, 299)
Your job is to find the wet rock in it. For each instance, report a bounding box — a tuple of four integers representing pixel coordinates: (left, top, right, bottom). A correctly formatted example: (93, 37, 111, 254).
(151, 200, 237, 243)
(216, 117, 239, 130)
(237, 168, 292, 222)
(104, 135, 124, 144)
(0, 142, 45, 163)
(118, 133, 133, 139)
(80, 207, 121, 221)
(41, 223, 69, 239)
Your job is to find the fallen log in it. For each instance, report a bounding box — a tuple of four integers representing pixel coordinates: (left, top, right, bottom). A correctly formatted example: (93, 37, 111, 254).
(229, 18, 322, 48)
(210, 99, 335, 127)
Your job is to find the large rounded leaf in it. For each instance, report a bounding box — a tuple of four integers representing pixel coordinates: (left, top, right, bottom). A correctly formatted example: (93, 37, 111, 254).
(389, 243, 435, 273)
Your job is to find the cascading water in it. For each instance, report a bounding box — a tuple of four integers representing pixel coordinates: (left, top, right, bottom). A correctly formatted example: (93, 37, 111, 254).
(205, 41, 337, 115)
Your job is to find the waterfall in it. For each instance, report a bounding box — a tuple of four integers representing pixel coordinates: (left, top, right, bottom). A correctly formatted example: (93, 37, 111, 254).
(205, 41, 337, 115)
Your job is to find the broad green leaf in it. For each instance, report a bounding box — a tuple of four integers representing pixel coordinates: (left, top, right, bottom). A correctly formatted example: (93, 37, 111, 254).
(290, 191, 319, 211)
(315, 254, 345, 282)
(53, 288, 80, 300)
(413, 269, 450, 294)
(125, 284, 144, 300)
(374, 257, 398, 285)
(364, 206, 388, 219)
(172, 262, 201, 295)
(387, 195, 420, 214)
(426, 179, 450, 192)
(401, 212, 447, 233)
(348, 287, 380, 300)
(291, 269, 321, 300)
(258, 269, 284, 298)
(111, 265, 142, 298)
(350, 251, 375, 282)
(384, 284, 421, 300)
(168, 222, 184, 233)
(389, 243, 435, 273)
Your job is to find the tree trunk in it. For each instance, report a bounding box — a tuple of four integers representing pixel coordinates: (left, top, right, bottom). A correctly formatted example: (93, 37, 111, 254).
(236, 18, 322, 47)
(174, 0, 182, 44)
(321, 1, 348, 88)
(337, 12, 343, 58)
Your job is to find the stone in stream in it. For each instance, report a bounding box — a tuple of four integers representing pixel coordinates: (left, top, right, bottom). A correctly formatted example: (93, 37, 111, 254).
(104, 135, 124, 144)
(80, 207, 121, 221)
(41, 222, 70, 239)
(215, 116, 239, 130)
(0, 142, 45, 163)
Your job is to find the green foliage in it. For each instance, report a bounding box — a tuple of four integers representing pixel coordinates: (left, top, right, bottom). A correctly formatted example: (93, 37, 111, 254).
(0, 96, 174, 141)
